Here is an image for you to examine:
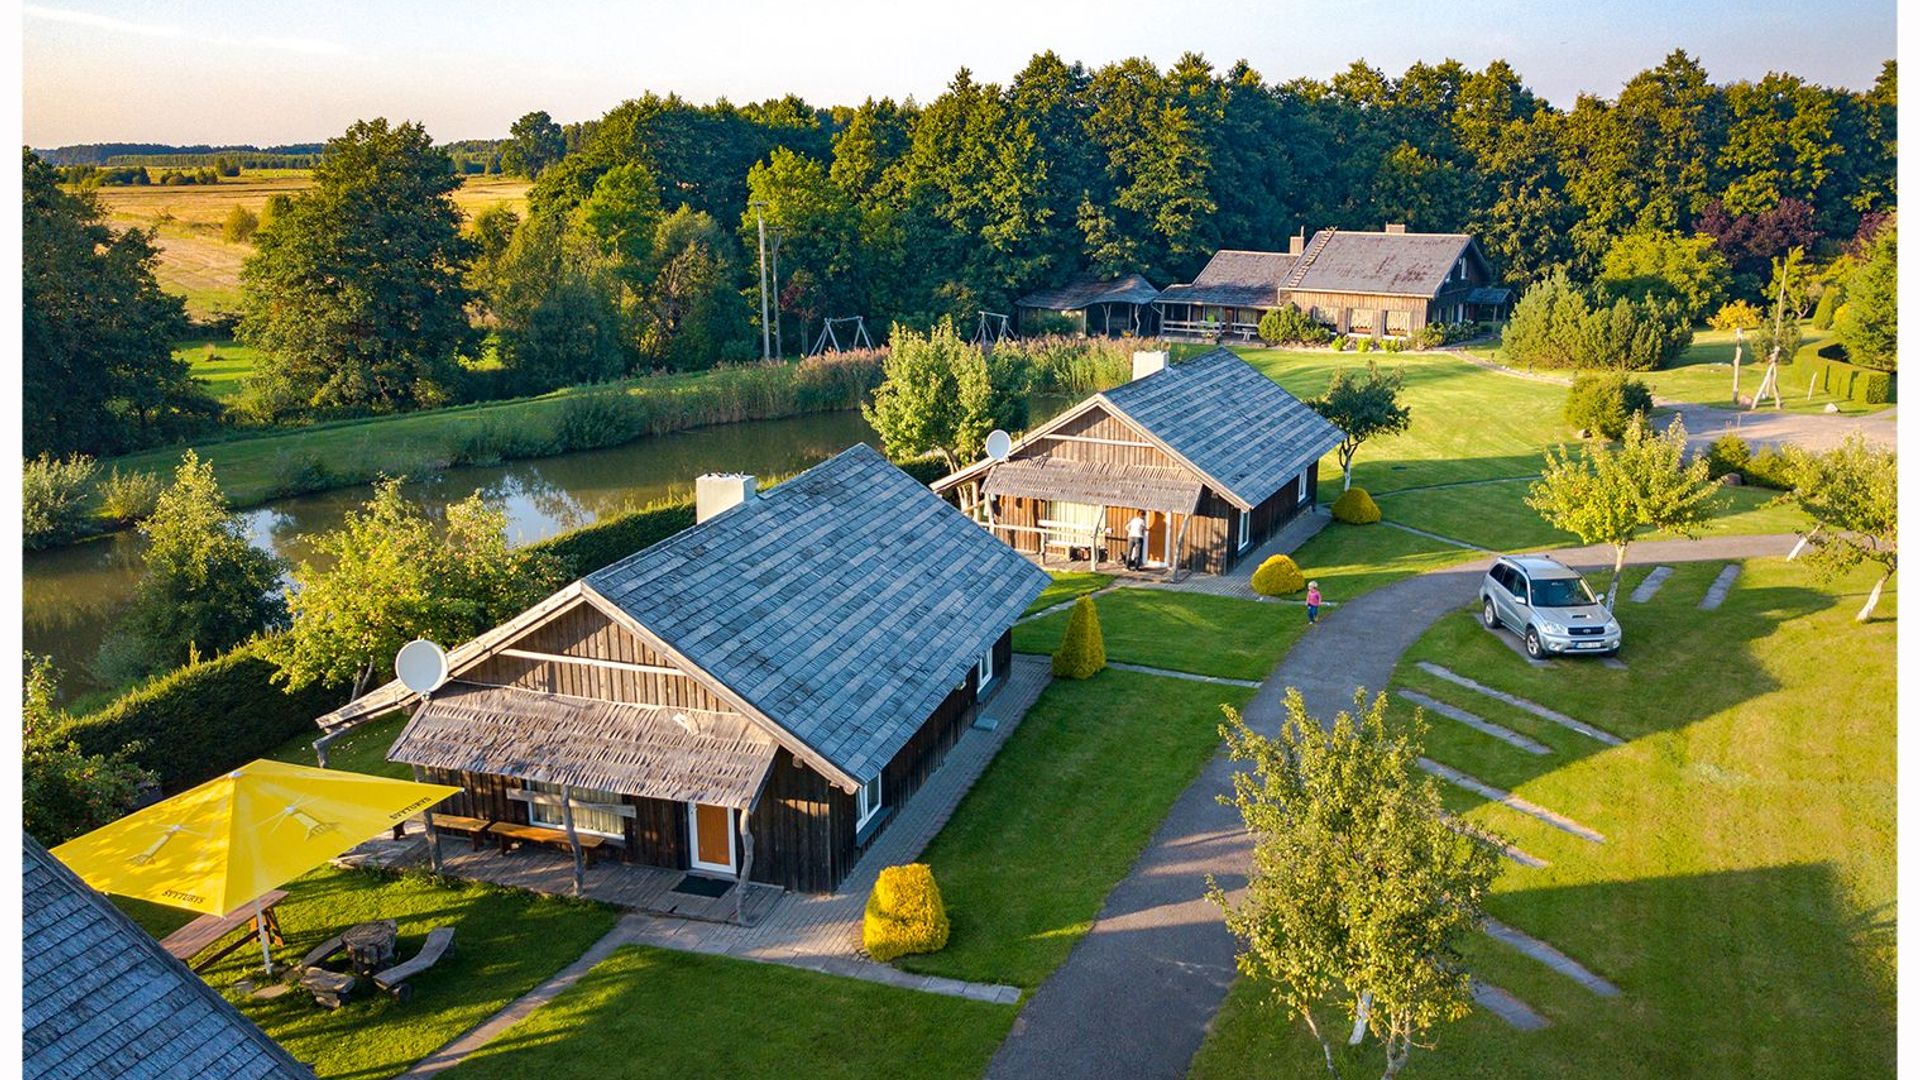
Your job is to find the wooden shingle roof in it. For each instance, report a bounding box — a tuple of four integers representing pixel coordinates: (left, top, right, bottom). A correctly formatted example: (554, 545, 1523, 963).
(1098, 349, 1346, 509)
(1016, 273, 1162, 311)
(585, 444, 1049, 783)
(983, 457, 1202, 514)
(1156, 250, 1295, 308)
(1287, 229, 1477, 298)
(24, 836, 311, 1080)
(390, 682, 779, 808)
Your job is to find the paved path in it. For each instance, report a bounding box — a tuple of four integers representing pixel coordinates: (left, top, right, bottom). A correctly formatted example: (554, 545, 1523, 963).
(986, 532, 1798, 1080)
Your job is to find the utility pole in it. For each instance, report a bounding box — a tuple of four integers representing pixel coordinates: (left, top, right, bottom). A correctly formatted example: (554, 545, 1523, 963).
(770, 229, 784, 358)
(751, 200, 770, 360)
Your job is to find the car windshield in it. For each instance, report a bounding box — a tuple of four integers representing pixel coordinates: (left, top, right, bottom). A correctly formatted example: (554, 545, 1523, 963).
(1530, 576, 1597, 607)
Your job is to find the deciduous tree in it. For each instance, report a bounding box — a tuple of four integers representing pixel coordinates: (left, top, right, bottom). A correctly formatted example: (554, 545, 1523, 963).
(1782, 435, 1897, 620)
(862, 320, 1023, 470)
(1310, 362, 1412, 490)
(23, 654, 154, 846)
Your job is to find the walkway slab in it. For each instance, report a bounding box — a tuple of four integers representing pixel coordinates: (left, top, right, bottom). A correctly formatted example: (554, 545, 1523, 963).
(1416, 662, 1623, 747)
(1382, 519, 1493, 552)
(1399, 689, 1550, 755)
(1109, 661, 1262, 688)
(1629, 566, 1674, 603)
(1700, 564, 1741, 610)
(1418, 758, 1606, 844)
(1471, 978, 1549, 1031)
(1482, 917, 1621, 997)
(1444, 817, 1548, 868)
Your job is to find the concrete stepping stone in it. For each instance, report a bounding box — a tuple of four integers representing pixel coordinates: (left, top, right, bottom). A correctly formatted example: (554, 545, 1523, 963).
(1444, 817, 1548, 868)
(1628, 566, 1674, 603)
(1418, 758, 1606, 844)
(1599, 656, 1628, 671)
(1699, 564, 1740, 610)
(1481, 917, 1621, 997)
(1415, 662, 1623, 747)
(1108, 662, 1261, 689)
(1470, 978, 1549, 1031)
(1398, 690, 1550, 756)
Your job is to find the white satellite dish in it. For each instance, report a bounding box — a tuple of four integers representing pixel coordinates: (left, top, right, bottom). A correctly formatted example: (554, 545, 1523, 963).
(394, 639, 450, 695)
(985, 429, 1013, 462)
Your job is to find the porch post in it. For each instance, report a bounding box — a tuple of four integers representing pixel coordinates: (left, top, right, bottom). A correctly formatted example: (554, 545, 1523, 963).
(733, 811, 756, 924)
(422, 810, 444, 874)
(560, 785, 585, 897)
(1170, 513, 1191, 581)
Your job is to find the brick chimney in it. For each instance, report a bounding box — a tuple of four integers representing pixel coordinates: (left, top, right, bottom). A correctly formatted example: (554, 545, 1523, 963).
(1384, 223, 1407, 234)
(695, 473, 756, 523)
(1131, 350, 1168, 380)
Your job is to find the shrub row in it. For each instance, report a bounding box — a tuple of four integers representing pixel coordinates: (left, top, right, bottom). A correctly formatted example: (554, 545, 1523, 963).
(1702, 435, 1796, 491)
(1804, 348, 1895, 405)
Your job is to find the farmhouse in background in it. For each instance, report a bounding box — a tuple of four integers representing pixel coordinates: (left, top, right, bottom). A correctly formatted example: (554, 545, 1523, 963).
(312, 444, 1047, 902)
(24, 835, 313, 1080)
(1013, 272, 1163, 337)
(933, 348, 1344, 578)
(1155, 225, 1513, 341)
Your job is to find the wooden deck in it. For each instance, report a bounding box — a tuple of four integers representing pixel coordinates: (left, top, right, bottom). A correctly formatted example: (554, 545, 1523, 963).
(437, 845, 785, 926)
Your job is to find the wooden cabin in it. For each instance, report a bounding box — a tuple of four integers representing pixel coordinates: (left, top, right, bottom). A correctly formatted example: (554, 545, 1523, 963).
(1156, 227, 1512, 341)
(1014, 273, 1163, 337)
(932, 349, 1345, 577)
(312, 444, 1048, 896)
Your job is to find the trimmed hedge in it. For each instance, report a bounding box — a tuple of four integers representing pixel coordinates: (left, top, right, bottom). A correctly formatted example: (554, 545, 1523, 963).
(56, 643, 348, 792)
(1052, 595, 1107, 679)
(1564, 373, 1654, 440)
(863, 863, 951, 962)
(1330, 487, 1382, 525)
(1251, 554, 1306, 597)
(1805, 348, 1895, 405)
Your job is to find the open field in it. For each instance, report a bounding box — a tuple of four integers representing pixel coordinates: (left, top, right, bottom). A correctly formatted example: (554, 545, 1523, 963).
(174, 336, 270, 400)
(1191, 558, 1895, 1078)
(89, 171, 531, 318)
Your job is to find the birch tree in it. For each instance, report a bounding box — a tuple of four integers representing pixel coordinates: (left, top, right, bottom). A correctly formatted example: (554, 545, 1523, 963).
(1781, 435, 1897, 620)
(1525, 416, 1720, 608)
(1309, 362, 1412, 491)
(1207, 689, 1497, 1080)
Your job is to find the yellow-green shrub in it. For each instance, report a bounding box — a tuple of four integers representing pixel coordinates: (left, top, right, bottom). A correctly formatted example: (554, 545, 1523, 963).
(1251, 554, 1306, 596)
(1331, 487, 1381, 524)
(1051, 595, 1107, 678)
(863, 863, 950, 962)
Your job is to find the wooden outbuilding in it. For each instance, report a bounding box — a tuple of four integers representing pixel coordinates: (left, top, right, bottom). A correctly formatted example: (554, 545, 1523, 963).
(1014, 273, 1163, 337)
(312, 444, 1048, 896)
(1156, 226, 1512, 341)
(932, 348, 1345, 577)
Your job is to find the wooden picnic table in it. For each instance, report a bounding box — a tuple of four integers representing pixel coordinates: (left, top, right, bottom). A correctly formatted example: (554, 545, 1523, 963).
(342, 919, 399, 975)
(158, 889, 289, 973)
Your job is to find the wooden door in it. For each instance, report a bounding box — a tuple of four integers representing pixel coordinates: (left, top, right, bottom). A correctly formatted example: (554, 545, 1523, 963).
(1147, 511, 1168, 563)
(688, 803, 735, 874)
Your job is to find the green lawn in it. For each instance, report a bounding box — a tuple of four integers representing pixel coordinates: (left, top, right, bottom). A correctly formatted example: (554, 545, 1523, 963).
(192, 867, 619, 1080)
(176, 337, 268, 401)
(445, 945, 1015, 1079)
(1286, 520, 1478, 601)
(267, 711, 411, 778)
(1013, 588, 1306, 681)
(1191, 558, 1895, 1078)
(1376, 478, 1810, 551)
(1026, 570, 1113, 615)
(904, 668, 1255, 987)
(1637, 328, 1887, 416)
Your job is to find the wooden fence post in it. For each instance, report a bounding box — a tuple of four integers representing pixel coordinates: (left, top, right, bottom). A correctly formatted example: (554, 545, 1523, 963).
(560, 786, 585, 898)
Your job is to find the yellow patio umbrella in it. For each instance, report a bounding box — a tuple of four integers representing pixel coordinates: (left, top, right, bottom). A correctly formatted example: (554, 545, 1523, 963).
(52, 759, 459, 971)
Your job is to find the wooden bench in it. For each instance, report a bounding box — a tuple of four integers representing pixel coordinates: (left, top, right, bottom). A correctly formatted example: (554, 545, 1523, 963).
(427, 814, 495, 850)
(299, 967, 357, 1009)
(159, 889, 289, 973)
(488, 821, 606, 864)
(299, 933, 346, 972)
(373, 926, 456, 1002)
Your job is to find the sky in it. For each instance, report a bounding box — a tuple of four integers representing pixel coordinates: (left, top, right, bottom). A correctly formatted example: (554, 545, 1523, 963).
(21, 0, 1899, 147)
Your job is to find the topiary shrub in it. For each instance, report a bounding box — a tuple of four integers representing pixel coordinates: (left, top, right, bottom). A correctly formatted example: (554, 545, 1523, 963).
(1563, 373, 1654, 440)
(1810, 286, 1840, 330)
(1251, 554, 1306, 596)
(863, 863, 950, 962)
(1707, 300, 1763, 331)
(1051, 595, 1107, 679)
(1331, 487, 1381, 524)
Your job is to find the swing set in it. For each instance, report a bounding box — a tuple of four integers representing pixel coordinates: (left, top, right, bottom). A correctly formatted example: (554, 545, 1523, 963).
(809, 316, 876, 355)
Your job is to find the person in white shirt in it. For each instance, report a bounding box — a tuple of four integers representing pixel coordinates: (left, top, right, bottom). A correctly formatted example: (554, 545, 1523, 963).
(1125, 513, 1148, 570)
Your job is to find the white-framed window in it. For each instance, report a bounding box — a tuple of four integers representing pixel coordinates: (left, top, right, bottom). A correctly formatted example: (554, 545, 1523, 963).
(525, 781, 626, 838)
(856, 774, 884, 829)
(976, 645, 997, 688)
(1237, 509, 1252, 551)
(1297, 469, 1310, 502)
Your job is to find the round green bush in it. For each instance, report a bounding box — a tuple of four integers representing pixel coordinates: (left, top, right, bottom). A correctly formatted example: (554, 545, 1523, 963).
(1251, 554, 1307, 596)
(1330, 487, 1381, 525)
(1563, 373, 1654, 440)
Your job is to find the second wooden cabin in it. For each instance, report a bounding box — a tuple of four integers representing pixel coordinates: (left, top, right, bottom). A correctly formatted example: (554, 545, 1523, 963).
(933, 348, 1345, 577)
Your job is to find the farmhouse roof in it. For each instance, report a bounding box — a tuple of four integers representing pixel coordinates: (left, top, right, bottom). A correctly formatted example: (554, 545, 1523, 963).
(1016, 273, 1162, 311)
(1286, 229, 1479, 298)
(584, 444, 1049, 782)
(390, 682, 780, 808)
(983, 458, 1203, 515)
(24, 835, 312, 1080)
(1156, 250, 1296, 308)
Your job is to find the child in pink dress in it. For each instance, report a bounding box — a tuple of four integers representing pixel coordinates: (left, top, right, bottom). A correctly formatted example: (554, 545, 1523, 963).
(1306, 581, 1322, 625)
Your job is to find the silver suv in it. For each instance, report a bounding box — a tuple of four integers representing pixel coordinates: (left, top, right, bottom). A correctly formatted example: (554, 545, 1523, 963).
(1480, 555, 1621, 660)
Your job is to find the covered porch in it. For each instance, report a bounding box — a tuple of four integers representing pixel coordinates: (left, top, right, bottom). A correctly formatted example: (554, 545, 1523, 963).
(436, 841, 786, 925)
(956, 457, 1201, 581)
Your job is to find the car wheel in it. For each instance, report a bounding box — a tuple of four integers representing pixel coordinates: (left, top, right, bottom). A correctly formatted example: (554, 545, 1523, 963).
(1524, 627, 1545, 660)
(1482, 598, 1500, 629)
